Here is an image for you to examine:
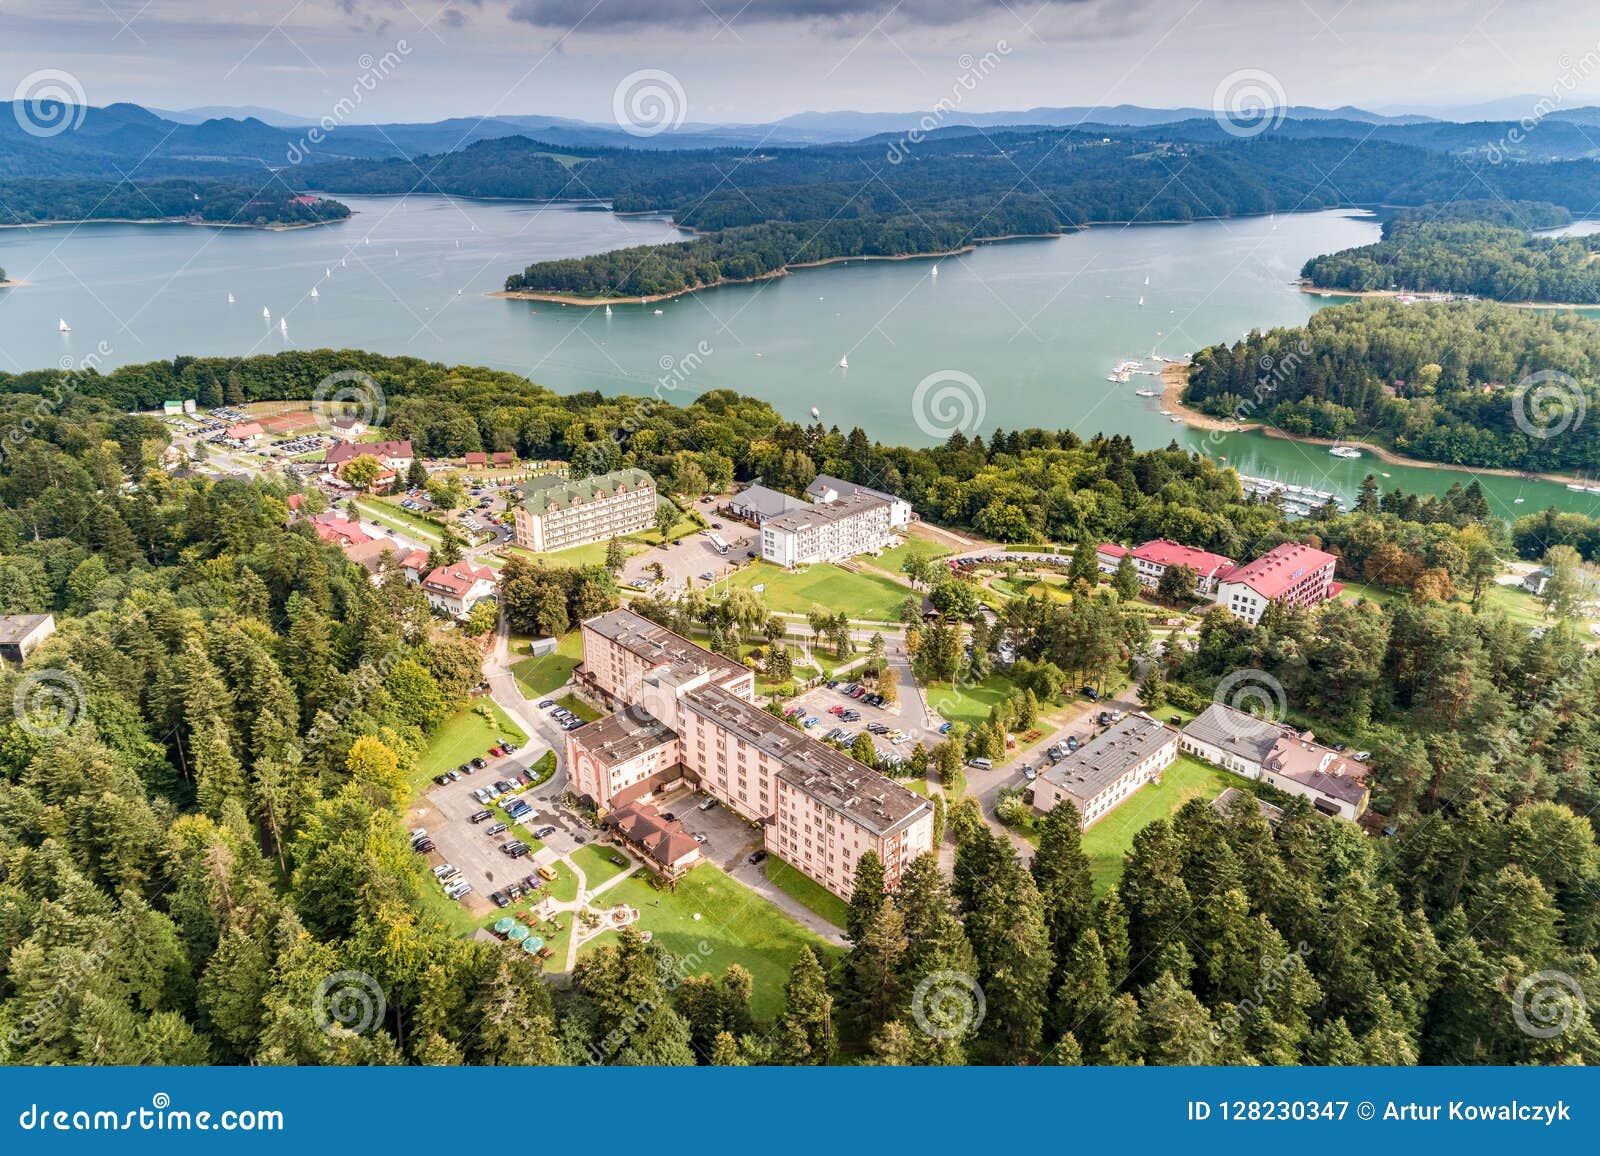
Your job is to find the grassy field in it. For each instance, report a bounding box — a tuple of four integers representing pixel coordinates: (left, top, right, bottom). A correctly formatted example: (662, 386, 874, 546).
(1082, 755, 1237, 894)
(556, 693, 601, 722)
(728, 561, 912, 621)
(764, 854, 850, 929)
(506, 540, 618, 568)
(417, 702, 528, 782)
(580, 864, 839, 1020)
(866, 538, 952, 578)
(511, 632, 583, 699)
(924, 672, 1020, 728)
(351, 497, 442, 543)
(571, 842, 633, 891)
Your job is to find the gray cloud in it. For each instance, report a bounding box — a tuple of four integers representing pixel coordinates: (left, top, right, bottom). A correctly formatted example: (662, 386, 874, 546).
(506, 0, 1074, 31)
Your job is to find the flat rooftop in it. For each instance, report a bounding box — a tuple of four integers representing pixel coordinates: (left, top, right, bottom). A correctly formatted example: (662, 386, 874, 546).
(679, 684, 929, 837)
(1040, 713, 1175, 803)
(573, 710, 678, 767)
(582, 608, 748, 686)
(763, 491, 889, 536)
(0, 614, 53, 645)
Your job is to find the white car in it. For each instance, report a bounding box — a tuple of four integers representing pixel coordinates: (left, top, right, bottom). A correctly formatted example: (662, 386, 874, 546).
(431, 863, 456, 879)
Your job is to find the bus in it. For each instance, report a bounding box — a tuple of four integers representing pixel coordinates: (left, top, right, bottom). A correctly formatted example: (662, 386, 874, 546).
(708, 533, 729, 555)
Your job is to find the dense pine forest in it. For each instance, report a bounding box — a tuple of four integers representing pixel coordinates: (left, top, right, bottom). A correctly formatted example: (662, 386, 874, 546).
(1302, 220, 1600, 303)
(1183, 299, 1600, 472)
(0, 179, 350, 228)
(0, 350, 1597, 1065)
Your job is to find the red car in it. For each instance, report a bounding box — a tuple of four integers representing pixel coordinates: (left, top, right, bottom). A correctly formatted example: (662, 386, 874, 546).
(488, 746, 505, 757)
(828, 705, 846, 715)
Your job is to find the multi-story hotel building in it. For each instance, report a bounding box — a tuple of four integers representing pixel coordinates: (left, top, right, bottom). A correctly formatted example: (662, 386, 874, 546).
(1212, 542, 1339, 625)
(760, 491, 894, 568)
(567, 608, 933, 896)
(513, 468, 656, 554)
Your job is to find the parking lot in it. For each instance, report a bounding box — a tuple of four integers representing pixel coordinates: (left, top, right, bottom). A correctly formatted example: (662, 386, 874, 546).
(650, 786, 764, 869)
(621, 526, 757, 590)
(782, 676, 944, 769)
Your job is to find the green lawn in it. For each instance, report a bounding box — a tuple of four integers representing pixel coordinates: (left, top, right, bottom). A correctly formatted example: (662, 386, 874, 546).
(925, 672, 1020, 728)
(1081, 755, 1238, 894)
(728, 561, 912, 621)
(764, 854, 851, 929)
(351, 497, 444, 542)
(581, 863, 840, 1020)
(556, 693, 601, 722)
(866, 538, 952, 578)
(571, 842, 633, 891)
(511, 632, 583, 698)
(417, 702, 528, 782)
(506, 540, 620, 568)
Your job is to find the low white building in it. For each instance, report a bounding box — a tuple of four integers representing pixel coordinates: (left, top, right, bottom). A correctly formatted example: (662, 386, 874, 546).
(760, 491, 893, 567)
(1032, 713, 1178, 828)
(805, 474, 912, 529)
(420, 560, 500, 619)
(1181, 703, 1368, 820)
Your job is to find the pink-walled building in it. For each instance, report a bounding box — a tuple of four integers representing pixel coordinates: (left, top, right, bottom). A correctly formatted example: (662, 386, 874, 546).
(566, 608, 932, 897)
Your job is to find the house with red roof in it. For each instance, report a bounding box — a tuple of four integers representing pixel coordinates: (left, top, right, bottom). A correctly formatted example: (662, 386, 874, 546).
(1095, 539, 1237, 596)
(324, 439, 414, 476)
(397, 548, 431, 584)
(311, 511, 371, 549)
(225, 421, 265, 443)
(420, 560, 499, 619)
(1214, 541, 1339, 624)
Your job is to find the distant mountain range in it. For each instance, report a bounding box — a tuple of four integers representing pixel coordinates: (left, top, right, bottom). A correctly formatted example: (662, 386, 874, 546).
(5, 99, 1600, 184)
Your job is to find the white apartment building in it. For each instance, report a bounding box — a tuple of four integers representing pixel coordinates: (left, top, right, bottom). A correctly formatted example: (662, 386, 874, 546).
(513, 468, 657, 554)
(805, 474, 913, 529)
(1212, 542, 1339, 625)
(1032, 713, 1178, 828)
(760, 492, 894, 567)
(567, 608, 932, 897)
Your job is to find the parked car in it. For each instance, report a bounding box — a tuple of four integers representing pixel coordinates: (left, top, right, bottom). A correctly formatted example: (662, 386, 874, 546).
(469, 809, 494, 824)
(803, 716, 820, 728)
(697, 798, 717, 811)
(1023, 766, 1038, 781)
(1081, 685, 1099, 700)
(828, 705, 846, 715)
(533, 825, 557, 839)
(431, 863, 457, 879)
(491, 890, 511, 908)
(693, 833, 708, 844)
(473, 787, 491, 804)
(484, 821, 508, 836)
(747, 850, 768, 865)
(470, 756, 487, 769)
(412, 838, 435, 853)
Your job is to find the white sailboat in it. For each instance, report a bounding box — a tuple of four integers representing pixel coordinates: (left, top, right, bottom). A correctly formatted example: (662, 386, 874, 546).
(279, 318, 288, 335)
(810, 406, 821, 418)
(310, 287, 319, 298)
(838, 355, 849, 369)
(262, 307, 271, 320)
(325, 267, 331, 278)
(341, 257, 348, 267)
(227, 293, 235, 304)
(604, 305, 613, 316)
(1137, 295, 1145, 307)
(1144, 275, 1150, 286)
(653, 308, 664, 315)
(57, 318, 70, 333)
(931, 264, 939, 276)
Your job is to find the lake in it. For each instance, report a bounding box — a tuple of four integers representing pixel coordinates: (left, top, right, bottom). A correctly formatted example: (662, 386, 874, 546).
(0, 194, 1594, 522)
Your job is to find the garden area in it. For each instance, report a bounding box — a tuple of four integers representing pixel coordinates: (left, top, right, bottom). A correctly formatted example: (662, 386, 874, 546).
(727, 561, 912, 621)
(416, 701, 528, 784)
(577, 864, 840, 1019)
(924, 671, 1021, 729)
(570, 842, 634, 891)
(763, 854, 850, 929)
(511, 632, 583, 699)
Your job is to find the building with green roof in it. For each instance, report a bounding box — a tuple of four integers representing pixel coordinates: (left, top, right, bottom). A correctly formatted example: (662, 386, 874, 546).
(513, 467, 657, 553)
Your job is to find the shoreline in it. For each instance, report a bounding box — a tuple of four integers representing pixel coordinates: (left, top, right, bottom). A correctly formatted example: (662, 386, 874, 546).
(490, 233, 1067, 305)
(0, 216, 347, 233)
(0, 280, 27, 288)
(1298, 284, 1600, 311)
(1161, 363, 1596, 489)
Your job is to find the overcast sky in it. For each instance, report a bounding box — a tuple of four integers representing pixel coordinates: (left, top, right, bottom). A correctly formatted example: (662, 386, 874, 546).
(3, 0, 1597, 124)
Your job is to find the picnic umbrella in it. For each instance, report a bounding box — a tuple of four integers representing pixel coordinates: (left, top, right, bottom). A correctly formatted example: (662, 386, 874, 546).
(494, 917, 515, 934)
(507, 924, 530, 942)
(521, 936, 544, 954)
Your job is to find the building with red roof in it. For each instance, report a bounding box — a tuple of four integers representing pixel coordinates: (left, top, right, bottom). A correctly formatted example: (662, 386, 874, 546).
(1215, 542, 1339, 624)
(1095, 538, 1237, 595)
(311, 511, 371, 549)
(324, 439, 414, 476)
(420, 560, 499, 619)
